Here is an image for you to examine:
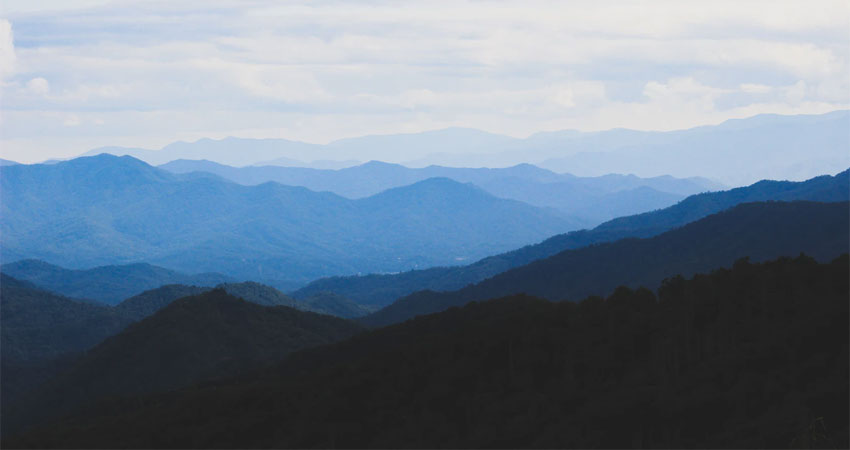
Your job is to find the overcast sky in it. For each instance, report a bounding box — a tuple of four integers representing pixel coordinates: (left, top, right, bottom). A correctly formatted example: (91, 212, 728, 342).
(1, 0, 848, 163)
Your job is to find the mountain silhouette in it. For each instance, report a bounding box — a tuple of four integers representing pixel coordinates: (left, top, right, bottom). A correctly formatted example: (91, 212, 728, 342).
(4, 289, 365, 436)
(160, 159, 718, 224)
(8, 254, 846, 448)
(294, 169, 849, 307)
(1, 155, 576, 284)
(88, 111, 848, 185)
(361, 200, 849, 327)
(1, 259, 234, 305)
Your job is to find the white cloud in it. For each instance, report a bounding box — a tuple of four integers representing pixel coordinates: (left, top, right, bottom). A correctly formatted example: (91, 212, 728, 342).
(0, 1, 849, 162)
(740, 83, 772, 94)
(25, 77, 49, 95)
(0, 20, 16, 81)
(63, 114, 81, 126)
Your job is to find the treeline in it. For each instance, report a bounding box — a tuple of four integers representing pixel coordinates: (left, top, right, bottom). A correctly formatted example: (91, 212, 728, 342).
(8, 254, 848, 448)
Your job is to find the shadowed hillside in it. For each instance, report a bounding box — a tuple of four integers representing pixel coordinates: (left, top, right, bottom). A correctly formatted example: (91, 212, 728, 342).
(362, 201, 849, 327)
(4, 290, 365, 436)
(7, 254, 847, 448)
(1, 259, 233, 305)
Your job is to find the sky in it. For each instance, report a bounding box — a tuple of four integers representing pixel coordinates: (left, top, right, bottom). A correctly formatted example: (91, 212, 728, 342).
(1, 0, 848, 163)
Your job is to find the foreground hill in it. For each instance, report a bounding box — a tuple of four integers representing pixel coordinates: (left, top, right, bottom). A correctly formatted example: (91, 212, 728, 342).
(9, 254, 847, 448)
(0, 274, 131, 366)
(1, 276, 369, 416)
(0, 275, 133, 409)
(160, 160, 718, 224)
(115, 282, 371, 320)
(1, 259, 234, 305)
(362, 201, 849, 327)
(294, 169, 849, 307)
(5, 290, 364, 436)
(1, 155, 576, 284)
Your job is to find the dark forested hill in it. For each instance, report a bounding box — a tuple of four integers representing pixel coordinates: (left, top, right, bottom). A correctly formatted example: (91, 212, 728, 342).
(1, 155, 576, 284)
(0, 274, 131, 366)
(5, 290, 365, 436)
(0, 274, 134, 410)
(362, 201, 849, 327)
(294, 170, 849, 307)
(8, 254, 847, 448)
(1, 259, 234, 305)
(114, 282, 371, 320)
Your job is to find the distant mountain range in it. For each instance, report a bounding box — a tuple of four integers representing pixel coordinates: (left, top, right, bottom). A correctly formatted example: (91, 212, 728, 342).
(8, 254, 846, 448)
(293, 169, 849, 307)
(362, 201, 849, 327)
(1, 155, 579, 284)
(81, 110, 849, 185)
(160, 160, 721, 224)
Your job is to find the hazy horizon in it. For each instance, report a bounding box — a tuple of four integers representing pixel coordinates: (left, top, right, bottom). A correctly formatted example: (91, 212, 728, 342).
(2, 0, 848, 163)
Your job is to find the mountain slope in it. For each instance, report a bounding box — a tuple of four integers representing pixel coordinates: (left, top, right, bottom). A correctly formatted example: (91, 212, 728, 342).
(160, 159, 717, 199)
(114, 282, 371, 320)
(0, 274, 134, 409)
(0, 274, 131, 365)
(1, 259, 234, 305)
(6, 290, 365, 435)
(362, 201, 849, 327)
(1, 155, 575, 284)
(159, 159, 717, 224)
(9, 254, 847, 448)
(293, 169, 849, 306)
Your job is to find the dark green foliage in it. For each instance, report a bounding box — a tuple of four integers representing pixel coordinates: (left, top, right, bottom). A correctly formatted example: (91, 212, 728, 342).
(294, 170, 849, 307)
(363, 201, 849, 327)
(5, 290, 364, 436)
(8, 255, 847, 448)
(1, 259, 233, 305)
(112, 284, 210, 319)
(299, 291, 377, 318)
(0, 274, 131, 365)
(1, 155, 576, 284)
(0, 274, 135, 413)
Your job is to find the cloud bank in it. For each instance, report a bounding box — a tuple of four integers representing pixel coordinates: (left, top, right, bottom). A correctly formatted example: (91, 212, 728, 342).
(1, 0, 848, 162)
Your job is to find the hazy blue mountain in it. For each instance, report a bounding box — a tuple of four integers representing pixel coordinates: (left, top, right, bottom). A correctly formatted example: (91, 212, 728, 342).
(160, 159, 720, 198)
(362, 201, 849, 327)
(1, 259, 235, 305)
(0, 158, 19, 166)
(1, 155, 576, 284)
(294, 169, 849, 307)
(84, 137, 324, 167)
(538, 110, 849, 185)
(254, 157, 362, 169)
(85, 111, 847, 185)
(160, 159, 720, 224)
(5, 289, 365, 436)
(328, 127, 522, 161)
